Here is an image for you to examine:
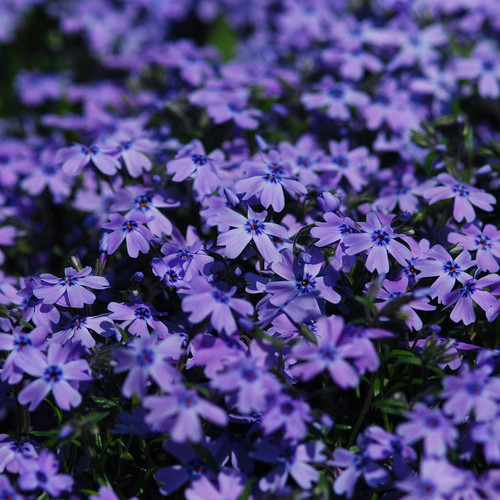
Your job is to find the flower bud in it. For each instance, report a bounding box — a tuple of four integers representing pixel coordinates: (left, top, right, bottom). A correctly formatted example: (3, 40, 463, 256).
(317, 191, 340, 213)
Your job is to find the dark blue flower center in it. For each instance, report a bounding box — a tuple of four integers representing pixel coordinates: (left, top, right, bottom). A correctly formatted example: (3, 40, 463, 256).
(191, 154, 207, 166)
(165, 269, 180, 284)
(178, 392, 197, 408)
(297, 155, 312, 168)
(452, 184, 470, 197)
(377, 95, 391, 106)
(263, 172, 282, 184)
(42, 164, 57, 176)
(387, 291, 403, 299)
(418, 480, 435, 496)
(136, 348, 155, 366)
(176, 248, 194, 260)
(135, 194, 152, 211)
(241, 367, 258, 382)
(71, 316, 87, 329)
(134, 307, 151, 320)
(460, 281, 477, 297)
(466, 381, 483, 395)
(345, 325, 366, 338)
(371, 229, 390, 246)
(476, 235, 491, 250)
(483, 60, 495, 71)
(36, 471, 48, 484)
(296, 274, 316, 294)
(14, 335, 31, 350)
(279, 447, 296, 465)
(280, 402, 294, 415)
(186, 459, 206, 478)
(120, 140, 132, 150)
(328, 86, 344, 99)
(60, 276, 78, 286)
(245, 219, 265, 235)
(44, 365, 63, 383)
(122, 220, 138, 233)
(333, 155, 349, 169)
(212, 291, 230, 304)
(319, 346, 338, 361)
(82, 145, 99, 156)
(442, 260, 461, 277)
(425, 416, 440, 428)
(340, 223, 354, 236)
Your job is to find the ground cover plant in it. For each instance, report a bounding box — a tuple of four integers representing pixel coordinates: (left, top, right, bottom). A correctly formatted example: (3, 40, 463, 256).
(1, 0, 500, 498)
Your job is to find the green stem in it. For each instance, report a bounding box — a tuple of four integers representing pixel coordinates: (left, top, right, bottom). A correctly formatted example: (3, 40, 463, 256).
(347, 371, 376, 448)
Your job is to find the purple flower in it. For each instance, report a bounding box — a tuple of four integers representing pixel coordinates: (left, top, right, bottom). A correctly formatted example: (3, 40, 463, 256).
(144, 385, 228, 442)
(424, 173, 496, 222)
(443, 274, 500, 325)
(235, 150, 307, 212)
(207, 97, 262, 130)
(344, 212, 412, 274)
(185, 471, 246, 500)
(261, 393, 311, 441)
(116, 138, 154, 177)
(210, 355, 281, 414)
(17, 343, 92, 411)
(0, 475, 22, 499)
(102, 212, 153, 258)
(49, 314, 113, 348)
(167, 140, 225, 196)
(397, 403, 458, 457)
(58, 143, 120, 176)
(448, 223, 500, 273)
(181, 276, 254, 335)
(113, 335, 183, 398)
(33, 266, 110, 309)
(396, 458, 463, 500)
(18, 450, 73, 497)
(302, 76, 369, 120)
(0, 435, 37, 473)
(213, 206, 288, 263)
(108, 300, 169, 338)
(291, 315, 362, 388)
(251, 440, 325, 492)
(0, 225, 16, 265)
(442, 364, 500, 422)
(415, 245, 475, 303)
(471, 411, 500, 464)
(0, 325, 48, 384)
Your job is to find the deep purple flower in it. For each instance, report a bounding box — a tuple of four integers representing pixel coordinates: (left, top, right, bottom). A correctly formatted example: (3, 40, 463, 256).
(185, 471, 246, 500)
(181, 276, 254, 335)
(50, 314, 113, 348)
(33, 266, 109, 309)
(144, 385, 228, 442)
(344, 212, 412, 274)
(17, 343, 92, 411)
(424, 173, 496, 223)
(102, 212, 153, 258)
(108, 300, 169, 338)
(397, 403, 458, 457)
(58, 142, 120, 176)
(18, 450, 73, 496)
(443, 274, 500, 325)
(213, 206, 288, 263)
(0, 475, 22, 499)
(113, 335, 183, 398)
(236, 150, 307, 212)
(442, 364, 500, 422)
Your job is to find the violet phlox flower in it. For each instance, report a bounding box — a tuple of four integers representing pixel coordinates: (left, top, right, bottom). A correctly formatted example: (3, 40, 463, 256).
(185, 470, 246, 500)
(424, 173, 496, 223)
(57, 142, 120, 176)
(18, 450, 73, 497)
(115, 137, 155, 177)
(114, 335, 184, 398)
(49, 314, 114, 349)
(17, 343, 92, 411)
(319, 139, 371, 192)
(151, 257, 186, 289)
(17, 276, 60, 327)
(396, 403, 458, 457)
(0, 325, 48, 384)
(291, 315, 364, 388)
(108, 299, 169, 338)
(264, 249, 341, 322)
(102, 212, 153, 258)
(209, 355, 281, 414)
(301, 75, 369, 120)
(396, 458, 463, 500)
(180, 276, 254, 335)
(374, 275, 435, 331)
(0, 474, 22, 500)
(143, 384, 228, 442)
(311, 212, 357, 247)
(414, 244, 475, 303)
(344, 212, 412, 274)
(0, 225, 17, 265)
(260, 393, 312, 441)
(442, 364, 500, 423)
(250, 439, 325, 492)
(0, 435, 37, 474)
(213, 206, 288, 263)
(443, 274, 500, 325)
(448, 223, 500, 273)
(206, 93, 263, 130)
(167, 139, 225, 196)
(33, 266, 110, 309)
(471, 410, 500, 464)
(235, 150, 307, 212)
(111, 186, 178, 237)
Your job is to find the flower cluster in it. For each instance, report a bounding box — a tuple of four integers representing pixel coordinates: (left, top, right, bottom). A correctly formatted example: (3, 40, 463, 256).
(0, 0, 500, 498)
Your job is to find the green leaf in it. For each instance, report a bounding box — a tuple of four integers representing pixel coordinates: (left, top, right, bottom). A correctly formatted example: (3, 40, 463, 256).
(205, 17, 236, 62)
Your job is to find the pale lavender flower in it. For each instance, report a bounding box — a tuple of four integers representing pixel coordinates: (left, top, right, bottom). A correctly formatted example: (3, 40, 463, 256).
(116, 138, 154, 177)
(0, 225, 16, 265)
(33, 266, 109, 309)
(0, 435, 37, 473)
(344, 212, 412, 274)
(58, 143, 120, 176)
(424, 173, 496, 223)
(49, 314, 113, 348)
(185, 471, 246, 500)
